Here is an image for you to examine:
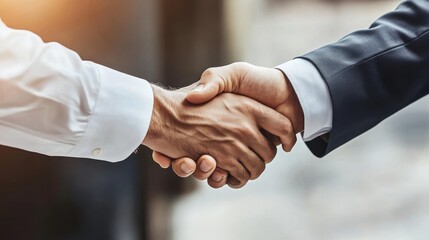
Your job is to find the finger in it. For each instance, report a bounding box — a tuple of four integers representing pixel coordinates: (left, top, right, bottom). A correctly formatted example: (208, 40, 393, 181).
(152, 151, 172, 169)
(250, 130, 278, 164)
(217, 154, 250, 188)
(236, 145, 266, 181)
(207, 168, 228, 189)
(282, 139, 297, 152)
(227, 175, 248, 189)
(261, 129, 282, 146)
(224, 157, 251, 189)
(171, 157, 197, 178)
(193, 155, 217, 180)
(251, 105, 297, 152)
(241, 151, 266, 180)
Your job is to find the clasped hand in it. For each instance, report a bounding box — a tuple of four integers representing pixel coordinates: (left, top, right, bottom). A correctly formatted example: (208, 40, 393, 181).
(143, 62, 304, 188)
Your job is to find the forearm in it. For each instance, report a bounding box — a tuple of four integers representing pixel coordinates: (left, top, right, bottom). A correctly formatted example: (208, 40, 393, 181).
(301, 0, 429, 156)
(0, 21, 153, 161)
(143, 85, 181, 153)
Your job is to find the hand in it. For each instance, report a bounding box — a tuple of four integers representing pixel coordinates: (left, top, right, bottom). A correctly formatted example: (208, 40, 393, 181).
(144, 85, 295, 188)
(153, 152, 228, 188)
(153, 62, 304, 188)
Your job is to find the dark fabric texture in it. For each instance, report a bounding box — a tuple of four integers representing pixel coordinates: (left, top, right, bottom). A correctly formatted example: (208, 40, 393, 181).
(301, 0, 429, 157)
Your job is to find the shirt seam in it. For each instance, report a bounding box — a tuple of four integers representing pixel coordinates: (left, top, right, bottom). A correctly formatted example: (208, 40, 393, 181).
(328, 28, 429, 80)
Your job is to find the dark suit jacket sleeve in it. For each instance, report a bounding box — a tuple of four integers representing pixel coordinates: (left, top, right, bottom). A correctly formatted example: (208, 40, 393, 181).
(299, 0, 429, 157)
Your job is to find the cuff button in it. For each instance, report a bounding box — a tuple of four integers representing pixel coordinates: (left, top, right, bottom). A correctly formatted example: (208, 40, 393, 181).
(92, 148, 102, 157)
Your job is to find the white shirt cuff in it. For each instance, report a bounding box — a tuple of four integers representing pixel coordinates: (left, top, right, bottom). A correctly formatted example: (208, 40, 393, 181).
(68, 64, 154, 162)
(276, 59, 333, 141)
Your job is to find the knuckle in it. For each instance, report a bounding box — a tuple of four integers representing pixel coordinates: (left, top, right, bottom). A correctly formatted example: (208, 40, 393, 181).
(283, 145, 292, 152)
(231, 184, 246, 189)
(193, 172, 207, 181)
(282, 121, 294, 135)
(229, 180, 247, 189)
(202, 68, 216, 77)
(208, 180, 225, 189)
(240, 167, 251, 181)
(281, 142, 294, 153)
(250, 162, 265, 180)
(231, 167, 250, 185)
(237, 124, 256, 138)
(231, 62, 252, 71)
(291, 134, 297, 145)
(266, 147, 277, 163)
(286, 136, 298, 152)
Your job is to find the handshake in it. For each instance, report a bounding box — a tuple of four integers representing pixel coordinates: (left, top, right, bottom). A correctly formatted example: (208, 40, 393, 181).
(142, 62, 304, 189)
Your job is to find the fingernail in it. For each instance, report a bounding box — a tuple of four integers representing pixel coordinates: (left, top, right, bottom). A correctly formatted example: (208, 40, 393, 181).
(199, 161, 213, 173)
(211, 173, 224, 182)
(159, 163, 169, 169)
(192, 84, 204, 92)
(227, 176, 241, 187)
(180, 163, 193, 174)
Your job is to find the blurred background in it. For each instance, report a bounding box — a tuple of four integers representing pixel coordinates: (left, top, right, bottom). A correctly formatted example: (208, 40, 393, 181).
(1, 0, 429, 239)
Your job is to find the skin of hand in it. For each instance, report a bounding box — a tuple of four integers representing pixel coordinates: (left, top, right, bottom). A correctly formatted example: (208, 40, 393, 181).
(152, 62, 304, 188)
(143, 84, 296, 188)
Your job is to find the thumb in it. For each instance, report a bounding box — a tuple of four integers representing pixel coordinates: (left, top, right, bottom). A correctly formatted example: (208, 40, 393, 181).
(187, 63, 247, 104)
(186, 76, 223, 104)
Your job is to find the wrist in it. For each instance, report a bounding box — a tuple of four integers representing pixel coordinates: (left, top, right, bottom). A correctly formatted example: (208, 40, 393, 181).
(142, 85, 170, 149)
(277, 69, 304, 134)
(283, 74, 305, 134)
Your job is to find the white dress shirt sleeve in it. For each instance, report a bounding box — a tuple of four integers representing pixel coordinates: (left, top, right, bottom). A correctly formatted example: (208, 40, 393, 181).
(276, 59, 333, 141)
(0, 20, 153, 162)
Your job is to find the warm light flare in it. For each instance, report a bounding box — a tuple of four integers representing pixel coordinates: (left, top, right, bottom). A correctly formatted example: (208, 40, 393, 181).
(0, 0, 65, 28)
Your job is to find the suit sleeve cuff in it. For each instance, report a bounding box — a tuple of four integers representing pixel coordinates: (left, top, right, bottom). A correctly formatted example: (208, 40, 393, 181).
(68, 63, 154, 162)
(276, 59, 333, 141)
